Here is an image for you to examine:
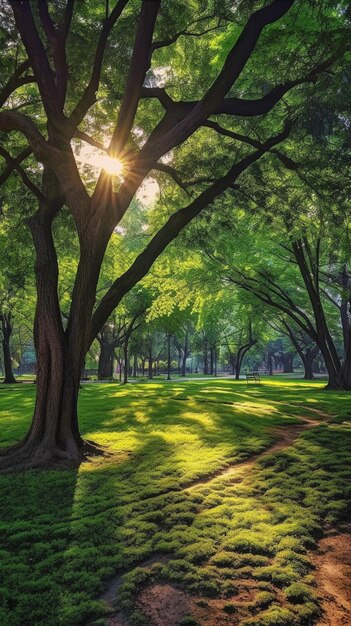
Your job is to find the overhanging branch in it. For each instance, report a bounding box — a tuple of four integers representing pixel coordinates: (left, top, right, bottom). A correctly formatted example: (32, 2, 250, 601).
(0, 145, 43, 200)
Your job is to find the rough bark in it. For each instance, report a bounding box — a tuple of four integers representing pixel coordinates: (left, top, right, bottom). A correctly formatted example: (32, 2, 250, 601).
(148, 346, 153, 379)
(1, 313, 16, 384)
(282, 351, 294, 373)
(98, 340, 114, 379)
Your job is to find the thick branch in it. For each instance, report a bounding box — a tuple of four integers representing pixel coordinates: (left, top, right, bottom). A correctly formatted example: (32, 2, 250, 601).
(0, 111, 55, 163)
(0, 60, 35, 108)
(68, 0, 129, 132)
(0, 146, 32, 187)
(73, 129, 106, 151)
(9, 1, 64, 123)
(38, 0, 74, 107)
(109, 0, 161, 156)
(0, 146, 43, 200)
(152, 162, 191, 195)
(138, 1, 295, 160)
(203, 120, 299, 169)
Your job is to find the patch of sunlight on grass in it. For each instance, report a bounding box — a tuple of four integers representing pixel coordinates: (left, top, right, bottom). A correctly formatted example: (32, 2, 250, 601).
(179, 409, 215, 429)
(1, 377, 351, 626)
(133, 411, 150, 423)
(232, 402, 278, 416)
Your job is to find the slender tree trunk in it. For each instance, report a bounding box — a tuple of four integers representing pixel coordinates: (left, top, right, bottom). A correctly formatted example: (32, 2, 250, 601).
(123, 338, 129, 384)
(148, 346, 153, 379)
(167, 333, 171, 380)
(1, 315, 16, 384)
(283, 352, 294, 373)
(181, 330, 188, 376)
(210, 347, 214, 375)
(340, 266, 350, 356)
(203, 341, 208, 374)
(98, 341, 114, 379)
(340, 327, 351, 390)
(235, 351, 241, 380)
(133, 354, 137, 377)
(267, 350, 273, 376)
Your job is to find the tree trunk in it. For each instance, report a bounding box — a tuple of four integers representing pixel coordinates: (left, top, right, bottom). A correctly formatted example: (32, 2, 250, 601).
(123, 339, 129, 384)
(267, 350, 273, 376)
(1, 314, 16, 384)
(302, 354, 314, 380)
(340, 327, 351, 390)
(133, 354, 137, 377)
(210, 347, 214, 375)
(148, 346, 153, 379)
(98, 341, 114, 379)
(235, 352, 241, 380)
(0, 194, 110, 469)
(203, 341, 208, 374)
(181, 330, 188, 377)
(167, 333, 171, 380)
(283, 352, 294, 373)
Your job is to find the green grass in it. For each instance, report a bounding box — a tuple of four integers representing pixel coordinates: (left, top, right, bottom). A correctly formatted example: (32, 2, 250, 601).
(0, 378, 351, 626)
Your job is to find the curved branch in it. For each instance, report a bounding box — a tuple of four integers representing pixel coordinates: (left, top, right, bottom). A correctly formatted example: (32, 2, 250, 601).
(0, 145, 44, 200)
(109, 0, 161, 156)
(9, 1, 63, 123)
(68, 0, 129, 132)
(0, 111, 54, 163)
(152, 162, 191, 196)
(0, 146, 32, 187)
(0, 59, 35, 108)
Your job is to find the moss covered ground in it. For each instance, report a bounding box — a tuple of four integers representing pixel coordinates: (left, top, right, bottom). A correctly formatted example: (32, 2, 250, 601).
(0, 378, 350, 626)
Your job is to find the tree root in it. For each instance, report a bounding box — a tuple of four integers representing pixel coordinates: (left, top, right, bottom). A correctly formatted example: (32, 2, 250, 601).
(0, 437, 111, 472)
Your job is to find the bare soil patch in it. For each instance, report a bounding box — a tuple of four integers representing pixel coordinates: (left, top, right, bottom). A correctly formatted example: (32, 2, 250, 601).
(137, 580, 264, 626)
(312, 525, 351, 626)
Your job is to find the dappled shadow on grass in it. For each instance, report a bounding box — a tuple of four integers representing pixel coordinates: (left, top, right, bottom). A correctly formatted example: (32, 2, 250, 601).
(0, 432, 187, 626)
(0, 378, 351, 626)
(0, 468, 79, 626)
(0, 384, 36, 447)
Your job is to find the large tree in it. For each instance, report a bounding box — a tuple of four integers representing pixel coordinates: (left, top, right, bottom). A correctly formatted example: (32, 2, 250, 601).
(0, 0, 347, 468)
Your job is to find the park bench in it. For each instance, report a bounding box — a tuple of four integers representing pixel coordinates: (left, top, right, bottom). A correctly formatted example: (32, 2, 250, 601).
(246, 371, 261, 384)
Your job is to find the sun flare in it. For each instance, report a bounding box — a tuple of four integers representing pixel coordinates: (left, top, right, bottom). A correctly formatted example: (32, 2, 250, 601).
(75, 143, 124, 177)
(94, 154, 124, 176)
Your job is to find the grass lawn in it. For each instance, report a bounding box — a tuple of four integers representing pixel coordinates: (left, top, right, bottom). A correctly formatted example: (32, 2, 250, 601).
(0, 378, 351, 626)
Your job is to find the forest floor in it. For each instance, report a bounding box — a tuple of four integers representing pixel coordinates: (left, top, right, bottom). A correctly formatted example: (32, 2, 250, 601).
(0, 378, 350, 626)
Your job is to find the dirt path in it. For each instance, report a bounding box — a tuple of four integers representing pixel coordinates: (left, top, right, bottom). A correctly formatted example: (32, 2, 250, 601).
(186, 415, 321, 490)
(312, 525, 351, 626)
